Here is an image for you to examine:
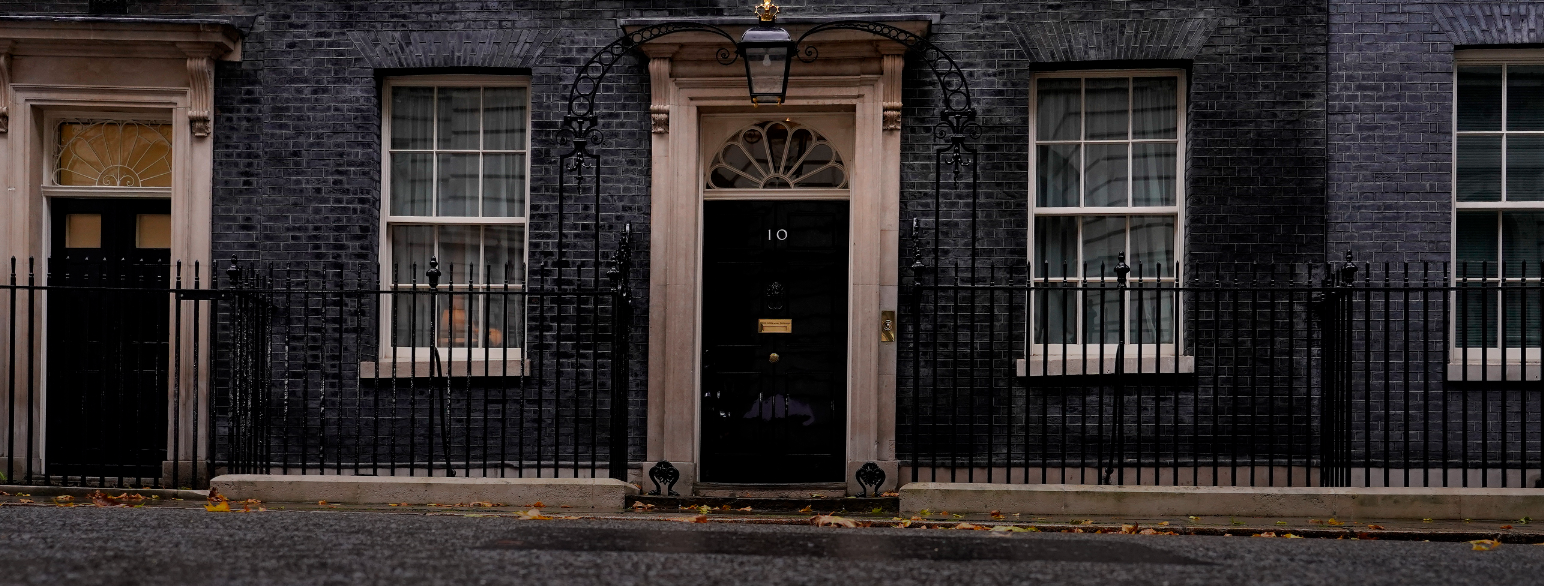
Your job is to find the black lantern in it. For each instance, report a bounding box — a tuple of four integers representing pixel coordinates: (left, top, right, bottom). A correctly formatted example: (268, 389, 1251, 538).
(738, 0, 795, 106)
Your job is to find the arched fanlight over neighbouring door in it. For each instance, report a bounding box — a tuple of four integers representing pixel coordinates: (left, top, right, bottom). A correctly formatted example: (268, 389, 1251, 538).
(705, 120, 847, 190)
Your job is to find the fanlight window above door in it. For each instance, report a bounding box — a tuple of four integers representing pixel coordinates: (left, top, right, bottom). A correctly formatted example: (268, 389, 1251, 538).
(707, 121, 847, 189)
(54, 120, 174, 188)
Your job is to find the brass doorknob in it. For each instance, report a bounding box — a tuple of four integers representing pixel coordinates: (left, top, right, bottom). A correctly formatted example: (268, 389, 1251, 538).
(768, 353, 780, 363)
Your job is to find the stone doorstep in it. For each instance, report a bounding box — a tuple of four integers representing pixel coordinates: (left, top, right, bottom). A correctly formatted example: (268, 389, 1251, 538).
(628, 495, 899, 514)
(899, 483, 1544, 521)
(209, 474, 638, 511)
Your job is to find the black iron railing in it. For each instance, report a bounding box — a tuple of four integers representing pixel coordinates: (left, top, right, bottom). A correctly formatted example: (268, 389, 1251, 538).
(899, 258, 1544, 488)
(1, 243, 635, 488)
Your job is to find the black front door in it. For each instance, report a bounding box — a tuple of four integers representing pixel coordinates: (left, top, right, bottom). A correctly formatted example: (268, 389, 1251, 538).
(46, 198, 172, 479)
(701, 200, 848, 483)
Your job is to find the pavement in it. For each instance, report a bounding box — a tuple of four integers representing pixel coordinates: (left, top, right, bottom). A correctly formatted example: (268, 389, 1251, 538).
(2, 499, 1543, 585)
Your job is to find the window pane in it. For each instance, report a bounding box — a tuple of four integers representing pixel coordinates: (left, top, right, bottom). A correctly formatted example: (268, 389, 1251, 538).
(1129, 215, 1175, 275)
(390, 87, 434, 150)
(484, 87, 528, 150)
(1083, 286, 1120, 345)
(390, 225, 434, 283)
(1130, 287, 1175, 344)
(1457, 66, 1502, 132)
(437, 87, 481, 150)
(1456, 211, 1498, 278)
(1456, 211, 1498, 347)
(485, 225, 526, 285)
(1503, 211, 1544, 274)
(437, 225, 479, 283)
(1085, 77, 1129, 140)
(1034, 215, 1077, 278)
(436, 153, 479, 216)
(1081, 216, 1125, 278)
(1085, 143, 1128, 207)
(389, 152, 432, 216)
(1132, 142, 1178, 206)
(136, 214, 171, 249)
(1132, 77, 1178, 139)
(1507, 65, 1544, 131)
(56, 121, 173, 187)
(1507, 135, 1544, 201)
(1036, 144, 1079, 207)
(1032, 285, 1075, 345)
(1036, 78, 1081, 141)
(483, 153, 527, 217)
(1457, 135, 1502, 202)
(65, 214, 102, 249)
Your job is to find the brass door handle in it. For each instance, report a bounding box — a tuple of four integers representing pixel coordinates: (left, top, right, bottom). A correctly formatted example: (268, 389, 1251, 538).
(768, 353, 780, 363)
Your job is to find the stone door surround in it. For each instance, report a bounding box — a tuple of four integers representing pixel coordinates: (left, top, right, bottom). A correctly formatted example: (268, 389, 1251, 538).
(626, 16, 931, 495)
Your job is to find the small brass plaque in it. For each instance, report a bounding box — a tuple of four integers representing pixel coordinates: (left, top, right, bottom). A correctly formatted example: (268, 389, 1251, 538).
(880, 310, 896, 342)
(758, 318, 793, 334)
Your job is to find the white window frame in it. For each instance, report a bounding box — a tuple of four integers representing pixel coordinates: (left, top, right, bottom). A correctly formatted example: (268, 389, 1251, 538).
(1024, 69, 1189, 375)
(1450, 51, 1544, 377)
(375, 75, 531, 372)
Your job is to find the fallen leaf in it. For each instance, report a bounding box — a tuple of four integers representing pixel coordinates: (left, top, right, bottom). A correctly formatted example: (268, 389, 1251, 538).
(529, 501, 545, 508)
(317, 500, 328, 506)
(698, 505, 711, 515)
(1158, 521, 1170, 526)
(989, 525, 1036, 533)
(880, 491, 899, 497)
(388, 503, 399, 507)
(90, 491, 120, 507)
(52, 495, 74, 504)
(952, 522, 984, 531)
(1187, 515, 1200, 521)
(1367, 524, 1386, 530)
(1309, 519, 1323, 525)
(18, 499, 34, 504)
(810, 493, 826, 499)
(1284, 533, 1304, 539)
(1120, 524, 1139, 534)
(813, 515, 860, 528)
(1470, 539, 1501, 551)
(737, 506, 752, 512)
(989, 510, 1004, 520)
(1500, 525, 1514, 530)
(1138, 528, 1160, 535)
(1422, 518, 1434, 523)
(798, 505, 814, 514)
(1327, 518, 1345, 526)
(1253, 532, 1277, 538)
(204, 501, 229, 512)
(1275, 521, 1288, 526)
(517, 508, 551, 520)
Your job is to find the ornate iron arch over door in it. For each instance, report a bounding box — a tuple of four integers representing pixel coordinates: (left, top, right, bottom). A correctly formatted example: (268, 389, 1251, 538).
(558, 17, 981, 488)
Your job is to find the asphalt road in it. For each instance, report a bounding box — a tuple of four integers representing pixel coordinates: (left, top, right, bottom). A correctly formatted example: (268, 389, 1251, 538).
(1, 506, 1540, 586)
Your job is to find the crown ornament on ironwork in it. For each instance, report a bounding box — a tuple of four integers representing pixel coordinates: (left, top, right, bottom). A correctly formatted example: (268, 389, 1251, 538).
(426, 257, 442, 289)
(1114, 252, 1131, 287)
(754, 0, 780, 22)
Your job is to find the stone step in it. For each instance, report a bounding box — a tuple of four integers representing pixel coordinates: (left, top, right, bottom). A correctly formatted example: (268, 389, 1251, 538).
(628, 494, 898, 515)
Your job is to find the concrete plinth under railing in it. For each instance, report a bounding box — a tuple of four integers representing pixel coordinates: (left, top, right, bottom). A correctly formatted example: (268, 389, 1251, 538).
(899, 483, 1544, 520)
(210, 474, 638, 511)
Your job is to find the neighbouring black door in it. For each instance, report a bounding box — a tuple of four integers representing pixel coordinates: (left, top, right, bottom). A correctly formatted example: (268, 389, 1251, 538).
(701, 200, 848, 483)
(46, 198, 172, 479)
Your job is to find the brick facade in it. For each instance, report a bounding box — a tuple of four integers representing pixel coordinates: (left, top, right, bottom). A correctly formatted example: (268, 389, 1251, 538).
(3, 0, 1538, 483)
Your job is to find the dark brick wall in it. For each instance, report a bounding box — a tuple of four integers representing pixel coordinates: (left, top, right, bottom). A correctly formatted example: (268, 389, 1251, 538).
(1328, 1, 1544, 263)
